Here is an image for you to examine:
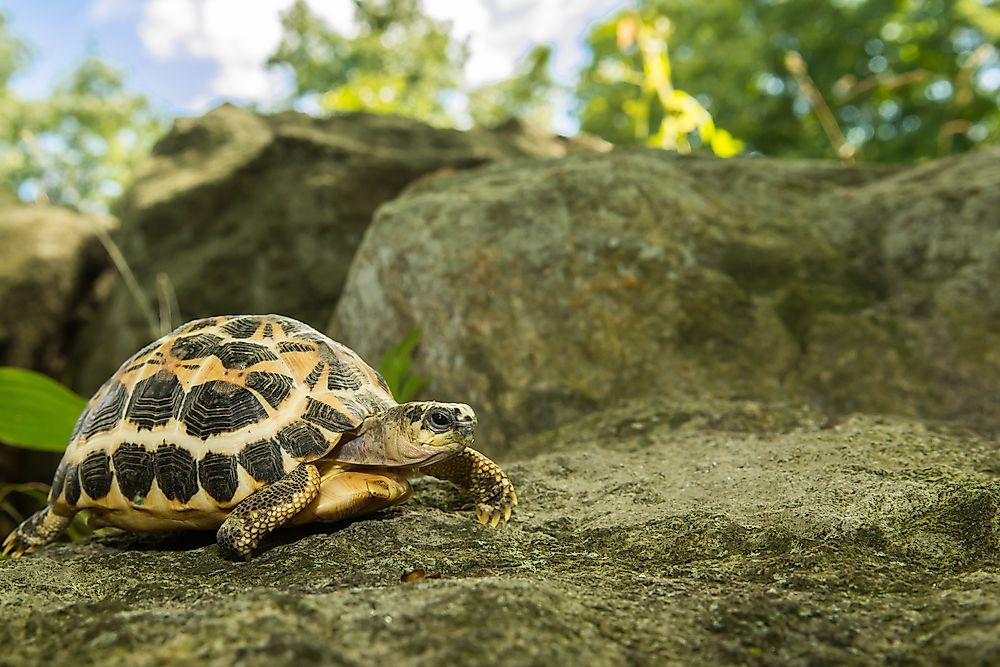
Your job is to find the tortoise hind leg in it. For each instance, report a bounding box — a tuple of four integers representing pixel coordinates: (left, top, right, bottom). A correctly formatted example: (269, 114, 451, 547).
(2, 506, 74, 558)
(217, 463, 321, 561)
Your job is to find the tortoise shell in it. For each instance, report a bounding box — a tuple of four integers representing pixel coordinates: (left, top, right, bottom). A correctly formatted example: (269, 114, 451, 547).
(50, 314, 395, 522)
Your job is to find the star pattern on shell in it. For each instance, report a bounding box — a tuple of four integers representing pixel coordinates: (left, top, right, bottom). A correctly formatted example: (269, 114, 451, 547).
(50, 314, 395, 513)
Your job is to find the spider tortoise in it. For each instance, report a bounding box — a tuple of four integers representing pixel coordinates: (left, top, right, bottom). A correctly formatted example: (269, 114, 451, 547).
(3, 314, 516, 560)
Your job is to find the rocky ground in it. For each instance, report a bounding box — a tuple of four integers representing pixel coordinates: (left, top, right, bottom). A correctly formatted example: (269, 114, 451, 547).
(2, 399, 998, 666)
(1, 108, 998, 665)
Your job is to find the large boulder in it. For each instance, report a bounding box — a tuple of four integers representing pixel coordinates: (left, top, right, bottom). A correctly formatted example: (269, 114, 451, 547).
(1, 401, 997, 665)
(0, 203, 114, 376)
(0, 203, 114, 488)
(330, 147, 1000, 454)
(73, 105, 606, 393)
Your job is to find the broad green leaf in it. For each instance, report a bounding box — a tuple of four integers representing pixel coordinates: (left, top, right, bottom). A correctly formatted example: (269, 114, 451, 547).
(0, 367, 87, 452)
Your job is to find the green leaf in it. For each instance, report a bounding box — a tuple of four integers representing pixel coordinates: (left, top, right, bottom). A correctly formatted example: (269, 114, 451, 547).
(377, 328, 431, 403)
(0, 367, 87, 452)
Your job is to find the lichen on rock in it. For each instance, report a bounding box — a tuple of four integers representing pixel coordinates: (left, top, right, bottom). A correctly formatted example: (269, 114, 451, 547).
(4, 112, 999, 666)
(330, 146, 1000, 453)
(2, 399, 997, 666)
(71, 106, 604, 394)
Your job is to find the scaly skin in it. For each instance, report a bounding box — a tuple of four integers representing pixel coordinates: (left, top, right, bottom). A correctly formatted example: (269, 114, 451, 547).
(2, 507, 73, 558)
(421, 447, 518, 527)
(216, 463, 322, 561)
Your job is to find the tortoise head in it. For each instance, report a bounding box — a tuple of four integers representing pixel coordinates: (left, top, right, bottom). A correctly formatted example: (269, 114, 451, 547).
(333, 402, 475, 467)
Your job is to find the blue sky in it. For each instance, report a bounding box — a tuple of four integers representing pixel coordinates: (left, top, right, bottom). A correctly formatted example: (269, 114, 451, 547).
(2, 0, 628, 130)
(3, 1, 205, 111)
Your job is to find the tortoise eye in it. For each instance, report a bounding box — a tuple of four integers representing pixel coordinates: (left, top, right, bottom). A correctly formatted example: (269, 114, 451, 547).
(426, 410, 452, 432)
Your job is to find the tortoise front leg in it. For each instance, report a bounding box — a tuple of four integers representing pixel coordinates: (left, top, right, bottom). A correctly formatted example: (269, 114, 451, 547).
(217, 463, 321, 560)
(420, 448, 517, 526)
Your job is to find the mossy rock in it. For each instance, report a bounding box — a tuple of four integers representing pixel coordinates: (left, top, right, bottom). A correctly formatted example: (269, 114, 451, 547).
(2, 399, 998, 666)
(331, 146, 1000, 453)
(72, 106, 605, 394)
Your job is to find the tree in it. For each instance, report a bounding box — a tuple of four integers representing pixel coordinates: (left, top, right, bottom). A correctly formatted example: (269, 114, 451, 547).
(270, 0, 561, 131)
(0, 13, 164, 212)
(577, 0, 1000, 162)
(0, 13, 32, 206)
(577, 11, 742, 156)
(468, 45, 557, 129)
(269, 0, 467, 127)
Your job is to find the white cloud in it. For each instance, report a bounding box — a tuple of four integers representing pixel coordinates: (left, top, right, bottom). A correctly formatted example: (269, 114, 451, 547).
(305, 1, 356, 35)
(140, 0, 202, 60)
(138, 0, 356, 104)
(425, 0, 627, 86)
(89, 0, 138, 22)
(135, 0, 626, 108)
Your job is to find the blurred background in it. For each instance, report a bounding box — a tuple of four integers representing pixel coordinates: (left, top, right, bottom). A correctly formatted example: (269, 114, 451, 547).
(0, 0, 998, 215)
(1, 0, 999, 535)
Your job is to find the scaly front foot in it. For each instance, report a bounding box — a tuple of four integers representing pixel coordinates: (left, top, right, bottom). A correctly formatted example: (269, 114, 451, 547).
(421, 447, 517, 527)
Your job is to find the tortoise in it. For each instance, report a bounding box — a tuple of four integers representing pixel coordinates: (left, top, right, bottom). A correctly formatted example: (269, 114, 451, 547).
(2, 314, 516, 560)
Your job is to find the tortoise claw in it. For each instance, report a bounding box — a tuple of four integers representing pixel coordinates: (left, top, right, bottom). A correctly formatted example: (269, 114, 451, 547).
(2, 529, 31, 559)
(475, 504, 505, 527)
(2, 508, 71, 559)
(475, 487, 516, 528)
(476, 469, 517, 528)
(422, 447, 517, 528)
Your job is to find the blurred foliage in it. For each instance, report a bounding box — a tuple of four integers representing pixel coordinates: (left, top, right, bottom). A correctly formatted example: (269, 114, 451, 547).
(0, 367, 90, 551)
(378, 328, 430, 403)
(468, 45, 558, 129)
(603, 12, 742, 156)
(0, 367, 86, 452)
(578, 0, 1000, 162)
(270, 0, 557, 129)
(269, 0, 466, 126)
(0, 13, 164, 212)
(0, 11, 29, 89)
(0, 0, 997, 210)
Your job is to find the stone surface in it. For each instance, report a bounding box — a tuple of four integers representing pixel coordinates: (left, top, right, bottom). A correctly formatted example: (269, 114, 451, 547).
(7, 111, 998, 665)
(1, 400, 998, 666)
(0, 203, 114, 376)
(330, 146, 1000, 454)
(73, 105, 606, 393)
(0, 203, 113, 487)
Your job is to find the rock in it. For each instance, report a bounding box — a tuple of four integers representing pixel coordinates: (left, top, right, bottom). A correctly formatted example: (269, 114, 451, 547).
(0, 203, 113, 488)
(330, 147, 1000, 454)
(1, 400, 997, 666)
(0, 203, 114, 376)
(808, 146, 1000, 431)
(469, 117, 612, 158)
(73, 105, 606, 393)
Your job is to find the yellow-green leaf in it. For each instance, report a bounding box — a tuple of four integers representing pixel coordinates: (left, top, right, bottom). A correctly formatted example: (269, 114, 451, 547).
(0, 368, 87, 452)
(709, 128, 744, 157)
